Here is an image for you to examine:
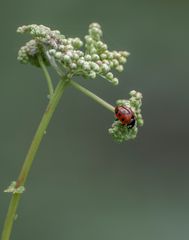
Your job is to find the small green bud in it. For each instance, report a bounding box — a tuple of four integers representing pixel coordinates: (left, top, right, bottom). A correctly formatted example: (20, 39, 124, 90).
(119, 57, 127, 64)
(59, 45, 65, 51)
(136, 92, 143, 99)
(116, 65, 124, 72)
(70, 63, 77, 69)
(112, 78, 119, 85)
(91, 54, 100, 61)
(55, 51, 62, 59)
(121, 51, 130, 57)
(106, 72, 114, 80)
(130, 90, 137, 96)
(85, 54, 92, 61)
(112, 59, 119, 67)
(89, 71, 96, 79)
(82, 62, 91, 71)
(100, 53, 107, 59)
(101, 64, 110, 73)
(90, 62, 100, 72)
(63, 55, 71, 63)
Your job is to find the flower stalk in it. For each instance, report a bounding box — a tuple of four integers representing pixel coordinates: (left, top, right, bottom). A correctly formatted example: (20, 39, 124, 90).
(38, 55, 54, 98)
(70, 80, 114, 112)
(1, 75, 68, 240)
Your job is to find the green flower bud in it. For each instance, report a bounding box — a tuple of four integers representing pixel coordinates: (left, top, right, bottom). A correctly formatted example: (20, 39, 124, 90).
(55, 51, 62, 59)
(70, 63, 77, 69)
(85, 54, 92, 61)
(89, 71, 96, 79)
(100, 53, 107, 59)
(116, 65, 124, 72)
(112, 77, 119, 85)
(82, 62, 91, 71)
(63, 55, 71, 63)
(91, 54, 100, 61)
(90, 62, 100, 72)
(106, 72, 114, 80)
(101, 63, 110, 73)
(119, 57, 127, 64)
(130, 90, 137, 96)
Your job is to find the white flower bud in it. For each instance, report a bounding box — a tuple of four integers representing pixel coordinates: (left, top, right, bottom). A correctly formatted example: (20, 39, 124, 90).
(89, 71, 96, 79)
(59, 45, 65, 51)
(122, 51, 130, 57)
(90, 48, 97, 54)
(89, 23, 101, 29)
(130, 90, 137, 96)
(91, 54, 100, 61)
(85, 54, 92, 61)
(62, 39, 68, 45)
(63, 55, 71, 63)
(116, 65, 124, 72)
(113, 52, 121, 58)
(69, 63, 77, 69)
(136, 92, 142, 99)
(96, 41, 103, 48)
(77, 59, 85, 66)
(90, 62, 100, 72)
(107, 52, 114, 59)
(76, 51, 84, 57)
(112, 59, 119, 67)
(66, 51, 73, 58)
(101, 53, 107, 59)
(85, 36, 93, 43)
(82, 62, 91, 71)
(112, 78, 119, 85)
(106, 72, 114, 80)
(101, 64, 110, 73)
(55, 51, 62, 59)
(65, 44, 74, 50)
(119, 57, 127, 64)
(72, 53, 79, 60)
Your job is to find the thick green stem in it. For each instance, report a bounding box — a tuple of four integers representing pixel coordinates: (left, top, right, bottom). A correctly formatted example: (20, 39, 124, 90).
(70, 80, 115, 113)
(1, 77, 68, 240)
(38, 55, 54, 98)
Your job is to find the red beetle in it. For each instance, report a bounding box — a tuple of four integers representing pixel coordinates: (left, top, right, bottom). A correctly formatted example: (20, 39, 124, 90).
(115, 105, 135, 128)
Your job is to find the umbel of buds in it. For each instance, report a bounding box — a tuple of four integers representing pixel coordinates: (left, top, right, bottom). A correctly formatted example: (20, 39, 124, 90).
(17, 23, 129, 85)
(109, 90, 144, 142)
(17, 23, 143, 142)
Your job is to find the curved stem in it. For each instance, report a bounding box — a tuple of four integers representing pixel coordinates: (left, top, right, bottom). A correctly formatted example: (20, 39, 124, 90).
(38, 55, 54, 98)
(1, 77, 68, 240)
(70, 80, 115, 113)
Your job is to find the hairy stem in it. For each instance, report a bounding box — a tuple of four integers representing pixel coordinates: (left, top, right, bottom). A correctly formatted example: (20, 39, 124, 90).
(1, 77, 68, 240)
(38, 55, 54, 98)
(70, 80, 114, 112)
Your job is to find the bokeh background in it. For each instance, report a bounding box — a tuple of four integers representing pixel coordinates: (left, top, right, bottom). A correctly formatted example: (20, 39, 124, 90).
(0, 0, 189, 239)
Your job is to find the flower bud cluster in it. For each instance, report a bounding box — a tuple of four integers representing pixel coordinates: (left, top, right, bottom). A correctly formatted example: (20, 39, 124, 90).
(84, 23, 129, 85)
(17, 23, 129, 85)
(109, 90, 144, 142)
(17, 39, 49, 67)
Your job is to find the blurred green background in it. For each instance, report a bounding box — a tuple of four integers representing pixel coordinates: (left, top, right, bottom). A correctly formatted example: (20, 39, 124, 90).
(0, 0, 189, 239)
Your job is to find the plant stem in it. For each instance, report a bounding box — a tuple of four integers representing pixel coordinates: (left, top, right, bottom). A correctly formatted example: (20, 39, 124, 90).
(38, 55, 54, 98)
(70, 80, 115, 113)
(1, 77, 68, 240)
